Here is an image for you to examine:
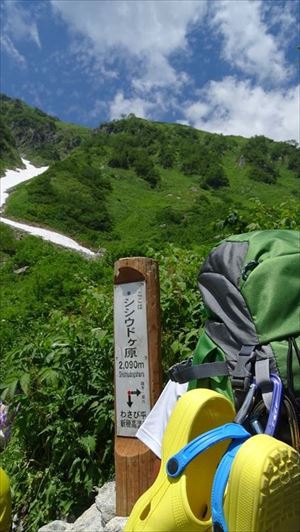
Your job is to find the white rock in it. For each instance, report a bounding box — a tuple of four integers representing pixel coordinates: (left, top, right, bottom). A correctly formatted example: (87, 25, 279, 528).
(70, 503, 104, 531)
(38, 520, 72, 532)
(104, 517, 128, 532)
(95, 481, 116, 525)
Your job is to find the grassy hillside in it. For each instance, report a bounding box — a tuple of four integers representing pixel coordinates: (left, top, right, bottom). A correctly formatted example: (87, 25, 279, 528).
(0, 223, 208, 529)
(0, 93, 92, 170)
(4, 115, 300, 253)
(0, 116, 24, 175)
(1, 102, 300, 529)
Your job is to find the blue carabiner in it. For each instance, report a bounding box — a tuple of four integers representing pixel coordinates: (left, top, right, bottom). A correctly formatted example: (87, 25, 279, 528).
(235, 373, 283, 436)
(262, 373, 282, 435)
(248, 373, 283, 436)
(212, 374, 283, 532)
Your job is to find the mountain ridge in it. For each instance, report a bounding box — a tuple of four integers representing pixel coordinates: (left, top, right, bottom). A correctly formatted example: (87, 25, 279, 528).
(0, 93, 92, 174)
(1, 94, 299, 255)
(0, 94, 299, 532)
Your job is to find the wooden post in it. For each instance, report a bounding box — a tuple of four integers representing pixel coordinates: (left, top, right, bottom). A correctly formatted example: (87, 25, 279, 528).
(114, 257, 162, 516)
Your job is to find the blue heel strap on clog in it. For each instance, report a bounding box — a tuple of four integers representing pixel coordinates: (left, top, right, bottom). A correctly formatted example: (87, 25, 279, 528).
(211, 439, 247, 532)
(166, 422, 250, 478)
(211, 375, 283, 532)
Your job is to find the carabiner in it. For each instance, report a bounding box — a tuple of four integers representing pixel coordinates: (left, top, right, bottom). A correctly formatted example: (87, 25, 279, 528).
(235, 373, 283, 436)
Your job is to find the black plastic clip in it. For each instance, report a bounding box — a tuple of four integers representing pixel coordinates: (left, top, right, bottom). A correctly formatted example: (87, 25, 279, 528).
(168, 357, 193, 384)
(241, 260, 259, 281)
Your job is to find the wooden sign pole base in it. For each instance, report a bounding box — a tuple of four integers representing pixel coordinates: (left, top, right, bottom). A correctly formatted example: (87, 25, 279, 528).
(115, 437, 156, 517)
(114, 257, 162, 517)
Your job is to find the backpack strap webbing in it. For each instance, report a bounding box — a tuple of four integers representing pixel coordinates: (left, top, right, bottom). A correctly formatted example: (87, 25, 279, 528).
(231, 344, 256, 391)
(168, 359, 229, 384)
(255, 356, 272, 411)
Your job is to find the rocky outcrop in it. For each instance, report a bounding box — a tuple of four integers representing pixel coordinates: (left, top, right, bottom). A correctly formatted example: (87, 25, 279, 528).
(38, 482, 128, 532)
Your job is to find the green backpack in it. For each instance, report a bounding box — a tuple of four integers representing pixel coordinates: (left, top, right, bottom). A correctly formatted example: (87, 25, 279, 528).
(169, 230, 300, 446)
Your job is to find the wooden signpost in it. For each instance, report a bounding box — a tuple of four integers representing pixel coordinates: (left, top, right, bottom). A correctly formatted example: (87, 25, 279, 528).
(114, 257, 162, 516)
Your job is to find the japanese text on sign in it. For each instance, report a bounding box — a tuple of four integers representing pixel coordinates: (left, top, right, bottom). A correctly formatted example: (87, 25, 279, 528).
(114, 281, 150, 437)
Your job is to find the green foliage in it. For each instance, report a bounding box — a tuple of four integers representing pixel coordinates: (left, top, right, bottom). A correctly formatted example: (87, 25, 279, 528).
(0, 224, 18, 258)
(241, 135, 279, 184)
(242, 135, 270, 163)
(1, 101, 300, 529)
(131, 148, 161, 187)
(107, 124, 161, 187)
(1, 230, 212, 529)
(201, 163, 229, 189)
(216, 197, 300, 235)
(287, 148, 300, 177)
(0, 115, 23, 175)
(180, 141, 228, 189)
(247, 160, 277, 184)
(0, 231, 115, 528)
(158, 145, 175, 168)
(5, 148, 113, 243)
(1, 310, 115, 529)
(108, 146, 130, 169)
(0, 93, 91, 165)
(152, 245, 209, 370)
(2, 102, 298, 252)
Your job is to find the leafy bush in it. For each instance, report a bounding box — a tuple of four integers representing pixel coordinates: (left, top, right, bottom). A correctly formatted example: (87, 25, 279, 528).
(216, 197, 300, 235)
(1, 308, 115, 529)
(241, 135, 279, 184)
(287, 148, 300, 177)
(5, 149, 113, 241)
(247, 161, 278, 184)
(108, 146, 130, 169)
(1, 234, 211, 529)
(201, 163, 229, 189)
(180, 142, 228, 189)
(132, 148, 160, 187)
(1, 93, 91, 165)
(0, 116, 23, 174)
(158, 145, 175, 168)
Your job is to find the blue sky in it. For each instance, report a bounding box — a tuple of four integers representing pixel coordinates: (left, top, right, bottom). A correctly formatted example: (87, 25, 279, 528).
(1, 0, 299, 141)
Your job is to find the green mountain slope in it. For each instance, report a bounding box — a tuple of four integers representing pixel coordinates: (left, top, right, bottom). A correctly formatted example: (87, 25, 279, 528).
(0, 93, 92, 172)
(1, 99, 299, 530)
(3, 112, 299, 253)
(0, 115, 24, 175)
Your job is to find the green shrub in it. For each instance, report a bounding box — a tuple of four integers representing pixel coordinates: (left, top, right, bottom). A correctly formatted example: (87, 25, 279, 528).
(132, 148, 160, 187)
(1, 236, 212, 529)
(201, 163, 229, 189)
(287, 148, 300, 177)
(247, 161, 278, 184)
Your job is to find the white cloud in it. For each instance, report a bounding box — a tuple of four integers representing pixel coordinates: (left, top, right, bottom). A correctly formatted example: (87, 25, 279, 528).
(0, 35, 26, 66)
(131, 53, 190, 93)
(263, 1, 297, 41)
(88, 99, 107, 120)
(3, 0, 41, 48)
(211, 0, 292, 84)
(51, 0, 204, 57)
(183, 77, 299, 142)
(109, 92, 156, 120)
(50, 0, 206, 91)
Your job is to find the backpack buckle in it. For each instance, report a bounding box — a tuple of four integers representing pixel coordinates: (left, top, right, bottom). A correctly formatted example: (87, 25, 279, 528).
(168, 357, 193, 384)
(231, 345, 256, 391)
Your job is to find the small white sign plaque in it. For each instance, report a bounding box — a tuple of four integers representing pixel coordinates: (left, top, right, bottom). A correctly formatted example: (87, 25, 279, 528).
(114, 281, 150, 437)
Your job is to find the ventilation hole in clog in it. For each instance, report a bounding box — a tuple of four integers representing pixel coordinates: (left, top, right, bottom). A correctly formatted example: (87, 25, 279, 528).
(140, 502, 151, 520)
(200, 504, 208, 519)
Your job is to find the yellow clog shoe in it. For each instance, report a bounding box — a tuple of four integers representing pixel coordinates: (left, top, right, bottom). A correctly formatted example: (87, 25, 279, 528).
(0, 468, 11, 532)
(224, 434, 300, 532)
(125, 388, 235, 532)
